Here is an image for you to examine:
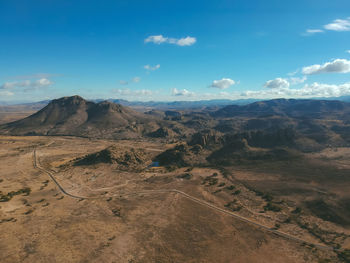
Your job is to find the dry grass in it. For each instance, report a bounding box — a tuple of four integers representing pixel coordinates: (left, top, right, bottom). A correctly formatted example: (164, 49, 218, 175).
(0, 136, 345, 262)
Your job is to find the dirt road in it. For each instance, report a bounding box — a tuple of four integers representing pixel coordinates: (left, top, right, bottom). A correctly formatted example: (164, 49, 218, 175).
(33, 148, 340, 252)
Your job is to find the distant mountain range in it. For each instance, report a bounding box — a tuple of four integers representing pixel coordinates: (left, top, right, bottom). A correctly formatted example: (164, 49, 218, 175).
(213, 98, 350, 118)
(1, 95, 350, 145)
(1, 95, 350, 109)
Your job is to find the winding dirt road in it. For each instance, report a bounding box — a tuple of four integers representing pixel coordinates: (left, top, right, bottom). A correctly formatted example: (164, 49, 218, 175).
(33, 148, 340, 252)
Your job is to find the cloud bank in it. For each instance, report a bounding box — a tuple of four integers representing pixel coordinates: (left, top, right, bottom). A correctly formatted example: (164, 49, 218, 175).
(241, 82, 350, 99)
(302, 59, 350, 75)
(172, 88, 195, 96)
(264, 78, 290, 89)
(113, 88, 153, 96)
(0, 78, 53, 91)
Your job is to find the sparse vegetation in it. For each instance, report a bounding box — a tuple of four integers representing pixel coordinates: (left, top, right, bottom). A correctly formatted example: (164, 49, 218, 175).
(112, 208, 121, 217)
(263, 202, 281, 212)
(0, 217, 16, 223)
(225, 185, 235, 191)
(224, 200, 243, 211)
(284, 217, 291, 223)
(24, 209, 33, 215)
(2, 96, 350, 262)
(177, 173, 192, 180)
(262, 193, 273, 202)
(337, 249, 350, 263)
(292, 207, 302, 214)
(202, 175, 219, 186)
(0, 187, 31, 202)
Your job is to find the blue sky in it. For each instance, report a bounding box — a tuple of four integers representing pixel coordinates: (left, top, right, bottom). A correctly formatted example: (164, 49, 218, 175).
(0, 0, 350, 102)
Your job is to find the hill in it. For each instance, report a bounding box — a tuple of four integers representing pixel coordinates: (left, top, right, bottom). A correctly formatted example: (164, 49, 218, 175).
(0, 96, 160, 139)
(213, 99, 350, 118)
(72, 145, 150, 170)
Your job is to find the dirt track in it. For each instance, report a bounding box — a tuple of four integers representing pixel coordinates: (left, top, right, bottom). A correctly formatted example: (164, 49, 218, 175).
(33, 147, 340, 253)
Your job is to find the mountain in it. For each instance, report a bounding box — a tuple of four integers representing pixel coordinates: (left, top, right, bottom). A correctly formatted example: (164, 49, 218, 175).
(213, 98, 350, 118)
(0, 95, 160, 139)
(99, 99, 260, 110)
(0, 100, 50, 107)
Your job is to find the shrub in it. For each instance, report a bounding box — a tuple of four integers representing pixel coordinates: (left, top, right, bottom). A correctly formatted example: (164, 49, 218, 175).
(264, 202, 281, 212)
(232, 190, 241, 195)
(262, 193, 273, 202)
(226, 185, 235, 191)
(202, 176, 218, 186)
(0, 187, 31, 202)
(292, 207, 302, 214)
(284, 217, 291, 223)
(177, 173, 192, 180)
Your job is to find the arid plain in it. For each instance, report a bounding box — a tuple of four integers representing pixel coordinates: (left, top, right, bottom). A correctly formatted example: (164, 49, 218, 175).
(1, 97, 350, 262)
(0, 135, 349, 262)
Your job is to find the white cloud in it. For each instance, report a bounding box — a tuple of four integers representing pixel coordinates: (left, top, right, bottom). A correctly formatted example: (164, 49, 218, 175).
(289, 76, 307, 85)
(302, 59, 350, 75)
(9, 73, 61, 80)
(34, 78, 51, 86)
(0, 78, 53, 90)
(324, 17, 350, 31)
(144, 35, 168, 44)
(169, 36, 197, 46)
(287, 69, 299, 76)
(305, 17, 350, 36)
(144, 64, 160, 71)
(171, 88, 195, 97)
(264, 78, 290, 89)
(346, 50, 350, 54)
(240, 82, 350, 99)
(144, 35, 196, 46)
(299, 82, 350, 97)
(0, 90, 14, 96)
(132, 77, 141, 83)
(304, 29, 324, 35)
(119, 77, 141, 86)
(219, 91, 230, 96)
(113, 88, 153, 96)
(210, 78, 236, 89)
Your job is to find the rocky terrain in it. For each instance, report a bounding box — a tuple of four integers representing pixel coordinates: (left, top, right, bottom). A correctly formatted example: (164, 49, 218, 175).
(1, 96, 350, 262)
(72, 145, 151, 171)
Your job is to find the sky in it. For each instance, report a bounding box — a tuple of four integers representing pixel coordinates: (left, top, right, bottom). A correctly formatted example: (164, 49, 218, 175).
(0, 0, 350, 102)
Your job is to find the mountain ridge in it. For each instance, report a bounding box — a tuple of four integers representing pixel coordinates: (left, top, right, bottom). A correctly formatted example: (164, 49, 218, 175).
(0, 95, 160, 139)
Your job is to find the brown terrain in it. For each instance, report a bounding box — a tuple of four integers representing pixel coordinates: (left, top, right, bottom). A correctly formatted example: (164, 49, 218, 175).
(0, 101, 48, 125)
(1, 96, 350, 262)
